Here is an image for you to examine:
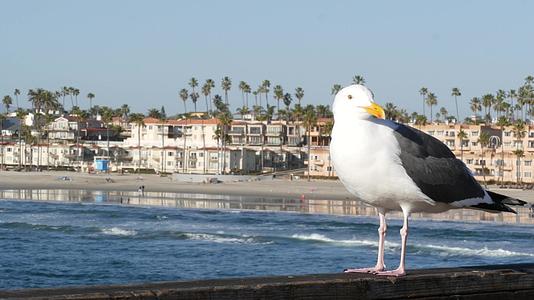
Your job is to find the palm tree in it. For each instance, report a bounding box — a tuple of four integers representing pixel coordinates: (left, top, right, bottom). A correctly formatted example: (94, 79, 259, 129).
(496, 90, 506, 118)
(221, 76, 232, 105)
(262, 80, 271, 106)
(14, 89, 21, 109)
(439, 107, 448, 121)
(100, 106, 114, 161)
(129, 113, 145, 172)
(15, 108, 27, 168)
(204, 79, 215, 112)
(384, 102, 398, 121)
(43, 113, 55, 171)
(419, 87, 428, 117)
(283, 93, 292, 117)
(323, 120, 334, 176)
(181, 112, 190, 173)
(470, 97, 482, 120)
(120, 104, 130, 119)
(179, 89, 189, 114)
(239, 81, 247, 108)
(512, 120, 526, 185)
(426, 93, 437, 122)
(68, 87, 75, 108)
(27, 89, 46, 166)
(331, 84, 342, 97)
(352, 75, 365, 85)
(478, 132, 490, 187)
(302, 106, 317, 181)
(273, 85, 284, 118)
(256, 86, 264, 107)
(217, 110, 232, 174)
(496, 116, 510, 185)
(451, 87, 461, 122)
(252, 90, 258, 107)
(294, 87, 304, 105)
(3, 95, 13, 113)
(72, 88, 80, 107)
(236, 106, 249, 120)
(147, 108, 162, 119)
(41, 90, 59, 169)
(87, 93, 95, 111)
(0, 113, 5, 170)
(189, 77, 198, 93)
(201, 83, 210, 113)
(244, 83, 251, 108)
(481, 94, 493, 122)
(457, 129, 467, 162)
(508, 89, 517, 120)
(61, 87, 69, 110)
(158, 112, 167, 174)
(190, 92, 199, 113)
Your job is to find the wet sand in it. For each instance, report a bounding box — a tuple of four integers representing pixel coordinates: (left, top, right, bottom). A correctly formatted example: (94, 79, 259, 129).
(1, 171, 533, 203)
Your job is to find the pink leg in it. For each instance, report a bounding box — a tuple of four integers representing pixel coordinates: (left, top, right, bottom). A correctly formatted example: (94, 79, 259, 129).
(344, 211, 387, 273)
(375, 210, 409, 277)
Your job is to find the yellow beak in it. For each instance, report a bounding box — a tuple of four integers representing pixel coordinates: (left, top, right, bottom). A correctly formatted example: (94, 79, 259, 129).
(364, 102, 385, 119)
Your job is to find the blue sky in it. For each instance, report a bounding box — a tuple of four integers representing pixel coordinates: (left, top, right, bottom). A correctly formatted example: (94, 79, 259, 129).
(1, 0, 533, 119)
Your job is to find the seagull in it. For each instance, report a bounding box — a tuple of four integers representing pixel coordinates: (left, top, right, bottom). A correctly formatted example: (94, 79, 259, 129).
(330, 84, 526, 277)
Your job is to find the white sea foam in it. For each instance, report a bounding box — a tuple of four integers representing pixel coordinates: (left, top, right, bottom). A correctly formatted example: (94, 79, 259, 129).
(184, 233, 271, 245)
(101, 227, 137, 236)
(290, 233, 534, 258)
(423, 244, 534, 258)
(290, 233, 392, 247)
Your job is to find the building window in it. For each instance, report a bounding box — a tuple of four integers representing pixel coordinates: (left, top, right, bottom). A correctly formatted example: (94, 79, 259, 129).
(524, 172, 532, 178)
(472, 142, 478, 146)
(525, 160, 532, 166)
(427, 131, 435, 136)
(168, 152, 173, 156)
(437, 131, 444, 136)
(466, 159, 473, 164)
(504, 131, 511, 137)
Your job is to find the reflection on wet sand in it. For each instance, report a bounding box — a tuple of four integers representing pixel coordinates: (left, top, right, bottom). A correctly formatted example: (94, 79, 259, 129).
(1, 189, 533, 225)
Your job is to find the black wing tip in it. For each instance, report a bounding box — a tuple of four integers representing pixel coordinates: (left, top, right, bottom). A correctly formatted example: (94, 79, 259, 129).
(501, 197, 528, 206)
(470, 203, 518, 214)
(487, 190, 528, 206)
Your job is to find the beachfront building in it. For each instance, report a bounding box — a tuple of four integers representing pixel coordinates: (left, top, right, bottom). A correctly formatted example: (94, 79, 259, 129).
(307, 146, 335, 177)
(416, 123, 534, 184)
(304, 118, 334, 177)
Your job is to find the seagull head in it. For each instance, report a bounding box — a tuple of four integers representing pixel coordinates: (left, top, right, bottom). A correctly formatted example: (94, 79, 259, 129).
(332, 84, 385, 121)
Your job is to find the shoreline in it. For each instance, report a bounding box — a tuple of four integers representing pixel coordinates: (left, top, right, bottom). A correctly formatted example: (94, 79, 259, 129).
(1, 171, 534, 203)
(0, 171, 354, 201)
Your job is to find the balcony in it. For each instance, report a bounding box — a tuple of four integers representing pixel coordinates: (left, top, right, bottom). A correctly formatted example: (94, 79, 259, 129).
(312, 159, 324, 166)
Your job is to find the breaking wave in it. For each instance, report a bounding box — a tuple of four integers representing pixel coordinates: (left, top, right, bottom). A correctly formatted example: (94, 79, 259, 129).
(290, 233, 534, 257)
(422, 244, 534, 258)
(101, 227, 138, 236)
(183, 232, 272, 245)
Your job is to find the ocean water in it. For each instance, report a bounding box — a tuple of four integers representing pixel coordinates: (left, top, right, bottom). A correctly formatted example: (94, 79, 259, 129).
(1, 198, 534, 289)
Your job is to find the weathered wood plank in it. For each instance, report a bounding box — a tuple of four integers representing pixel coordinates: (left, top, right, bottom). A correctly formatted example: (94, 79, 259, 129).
(1, 264, 534, 300)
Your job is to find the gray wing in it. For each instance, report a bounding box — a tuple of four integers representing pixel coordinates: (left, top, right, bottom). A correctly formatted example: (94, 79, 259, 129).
(391, 123, 485, 203)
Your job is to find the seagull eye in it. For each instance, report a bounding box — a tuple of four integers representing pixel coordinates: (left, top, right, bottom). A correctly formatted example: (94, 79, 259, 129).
(348, 95, 353, 100)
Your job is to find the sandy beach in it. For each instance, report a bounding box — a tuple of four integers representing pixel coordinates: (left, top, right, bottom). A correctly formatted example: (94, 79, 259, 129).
(1, 171, 533, 203)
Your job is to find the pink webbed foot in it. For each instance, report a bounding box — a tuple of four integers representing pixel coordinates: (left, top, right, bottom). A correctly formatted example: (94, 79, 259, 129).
(374, 268, 406, 277)
(344, 266, 385, 273)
